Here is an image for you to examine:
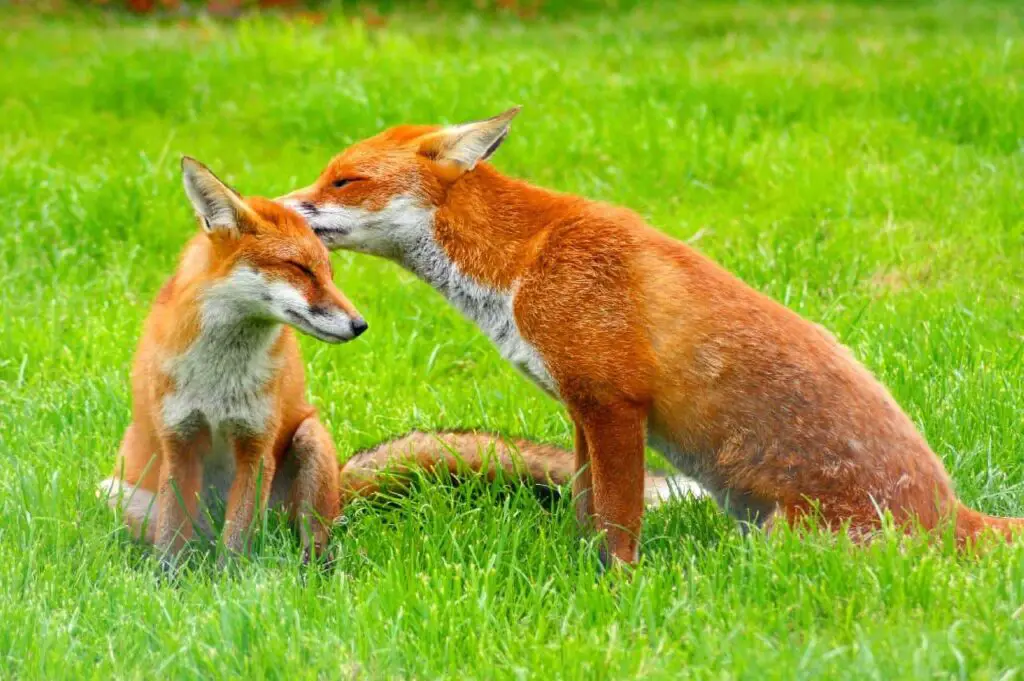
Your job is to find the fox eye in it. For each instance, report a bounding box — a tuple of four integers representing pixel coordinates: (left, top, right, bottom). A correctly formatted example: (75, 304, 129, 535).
(286, 261, 316, 280)
(332, 178, 352, 188)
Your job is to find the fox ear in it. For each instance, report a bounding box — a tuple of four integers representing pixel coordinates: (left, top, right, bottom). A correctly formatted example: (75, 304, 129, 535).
(180, 156, 255, 236)
(419, 106, 520, 172)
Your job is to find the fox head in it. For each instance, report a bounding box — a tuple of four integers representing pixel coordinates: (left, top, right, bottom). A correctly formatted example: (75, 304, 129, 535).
(181, 157, 367, 343)
(278, 107, 520, 258)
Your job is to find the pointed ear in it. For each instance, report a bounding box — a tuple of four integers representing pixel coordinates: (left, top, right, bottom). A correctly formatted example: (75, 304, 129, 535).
(418, 106, 520, 173)
(180, 156, 255, 236)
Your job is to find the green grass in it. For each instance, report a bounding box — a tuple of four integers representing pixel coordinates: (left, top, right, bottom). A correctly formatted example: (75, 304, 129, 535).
(2, 2, 1024, 678)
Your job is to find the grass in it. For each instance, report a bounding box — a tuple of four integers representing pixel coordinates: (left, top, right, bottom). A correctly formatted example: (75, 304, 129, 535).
(1, 1, 1024, 678)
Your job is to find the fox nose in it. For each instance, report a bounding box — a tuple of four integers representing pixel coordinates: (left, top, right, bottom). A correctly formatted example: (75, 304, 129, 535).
(351, 318, 368, 338)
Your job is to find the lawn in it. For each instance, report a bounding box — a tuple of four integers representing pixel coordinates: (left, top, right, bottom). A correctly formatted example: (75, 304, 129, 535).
(1, 1, 1023, 678)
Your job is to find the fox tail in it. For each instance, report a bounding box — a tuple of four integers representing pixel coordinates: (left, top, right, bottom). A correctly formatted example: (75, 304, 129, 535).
(337, 430, 705, 509)
(954, 502, 1024, 545)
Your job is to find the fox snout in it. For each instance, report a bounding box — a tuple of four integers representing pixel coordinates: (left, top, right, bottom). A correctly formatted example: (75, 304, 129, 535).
(300, 282, 367, 343)
(275, 192, 362, 251)
(291, 306, 367, 343)
(267, 273, 367, 344)
(276, 191, 318, 222)
(300, 306, 368, 343)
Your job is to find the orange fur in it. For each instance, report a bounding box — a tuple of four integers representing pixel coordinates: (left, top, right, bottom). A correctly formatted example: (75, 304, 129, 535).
(337, 431, 571, 504)
(334, 431, 697, 511)
(282, 109, 1023, 564)
(101, 158, 364, 566)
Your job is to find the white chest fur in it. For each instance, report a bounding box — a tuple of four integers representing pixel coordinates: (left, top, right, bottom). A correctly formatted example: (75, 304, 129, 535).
(160, 320, 280, 528)
(402, 230, 558, 396)
(296, 195, 558, 396)
(160, 300, 282, 438)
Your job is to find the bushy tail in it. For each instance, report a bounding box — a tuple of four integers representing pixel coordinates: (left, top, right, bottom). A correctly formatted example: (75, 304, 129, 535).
(97, 477, 158, 542)
(337, 430, 705, 509)
(955, 502, 1024, 545)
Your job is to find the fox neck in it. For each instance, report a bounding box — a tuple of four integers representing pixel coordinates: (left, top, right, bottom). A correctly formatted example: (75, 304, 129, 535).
(394, 166, 562, 396)
(161, 241, 285, 376)
(418, 164, 562, 291)
(160, 267, 286, 436)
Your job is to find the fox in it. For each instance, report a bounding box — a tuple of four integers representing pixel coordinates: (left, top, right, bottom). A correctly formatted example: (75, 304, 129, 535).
(279, 107, 1023, 565)
(99, 157, 368, 565)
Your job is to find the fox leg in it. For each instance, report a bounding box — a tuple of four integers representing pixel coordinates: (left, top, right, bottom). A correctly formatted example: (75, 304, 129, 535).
(154, 432, 205, 562)
(222, 436, 275, 558)
(279, 416, 341, 562)
(572, 422, 595, 533)
(575, 403, 647, 567)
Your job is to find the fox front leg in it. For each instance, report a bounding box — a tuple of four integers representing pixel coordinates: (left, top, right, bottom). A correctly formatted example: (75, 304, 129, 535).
(221, 436, 276, 560)
(154, 433, 204, 568)
(574, 403, 647, 567)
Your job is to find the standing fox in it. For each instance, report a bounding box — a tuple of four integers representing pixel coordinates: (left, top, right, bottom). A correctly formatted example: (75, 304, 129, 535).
(100, 157, 367, 564)
(281, 107, 1023, 564)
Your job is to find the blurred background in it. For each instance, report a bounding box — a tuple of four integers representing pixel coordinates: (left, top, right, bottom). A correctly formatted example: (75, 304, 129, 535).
(18, 0, 617, 19)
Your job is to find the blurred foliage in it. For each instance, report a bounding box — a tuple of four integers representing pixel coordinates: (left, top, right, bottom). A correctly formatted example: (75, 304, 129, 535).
(23, 0, 640, 20)
(23, 0, 1024, 21)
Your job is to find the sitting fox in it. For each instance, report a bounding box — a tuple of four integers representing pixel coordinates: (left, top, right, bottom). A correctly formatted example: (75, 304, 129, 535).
(100, 158, 367, 565)
(280, 107, 1023, 564)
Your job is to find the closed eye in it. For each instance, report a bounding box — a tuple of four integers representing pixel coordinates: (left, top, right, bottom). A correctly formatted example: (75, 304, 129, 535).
(286, 261, 317, 280)
(331, 177, 364, 189)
